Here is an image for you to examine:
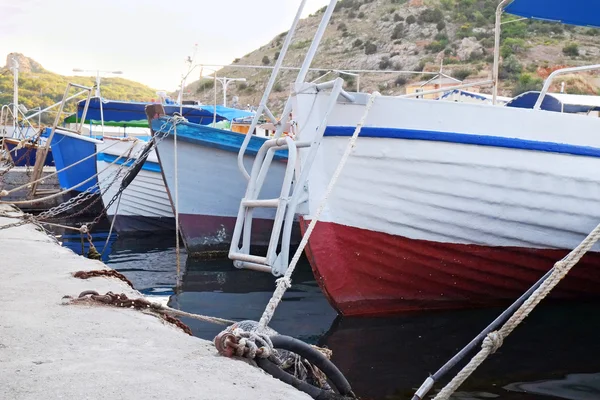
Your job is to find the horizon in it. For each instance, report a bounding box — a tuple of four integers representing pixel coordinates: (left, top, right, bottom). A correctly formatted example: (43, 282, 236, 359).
(0, 0, 329, 92)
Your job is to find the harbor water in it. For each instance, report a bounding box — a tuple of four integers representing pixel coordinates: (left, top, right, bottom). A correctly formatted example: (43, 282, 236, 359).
(55, 223, 600, 400)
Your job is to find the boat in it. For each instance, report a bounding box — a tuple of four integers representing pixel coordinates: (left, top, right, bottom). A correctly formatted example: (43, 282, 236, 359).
(231, 0, 600, 316)
(147, 104, 299, 258)
(52, 97, 249, 233)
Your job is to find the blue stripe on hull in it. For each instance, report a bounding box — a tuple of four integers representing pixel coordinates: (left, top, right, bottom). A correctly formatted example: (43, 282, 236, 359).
(151, 118, 288, 160)
(324, 126, 600, 158)
(98, 153, 161, 173)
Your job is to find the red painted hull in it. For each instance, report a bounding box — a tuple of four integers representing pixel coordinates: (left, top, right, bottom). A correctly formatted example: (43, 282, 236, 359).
(302, 220, 600, 316)
(180, 213, 300, 258)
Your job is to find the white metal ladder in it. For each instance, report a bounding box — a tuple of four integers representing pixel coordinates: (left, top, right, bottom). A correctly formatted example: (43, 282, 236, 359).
(228, 0, 355, 275)
(228, 79, 353, 276)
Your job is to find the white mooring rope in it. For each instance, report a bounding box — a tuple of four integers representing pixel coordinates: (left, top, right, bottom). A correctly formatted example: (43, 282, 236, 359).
(433, 221, 600, 400)
(257, 92, 380, 331)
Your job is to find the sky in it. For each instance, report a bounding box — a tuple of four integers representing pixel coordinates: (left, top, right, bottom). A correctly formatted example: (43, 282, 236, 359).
(0, 0, 330, 91)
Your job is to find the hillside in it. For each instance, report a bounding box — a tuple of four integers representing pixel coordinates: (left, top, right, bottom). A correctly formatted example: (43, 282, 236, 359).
(0, 53, 157, 124)
(184, 0, 600, 110)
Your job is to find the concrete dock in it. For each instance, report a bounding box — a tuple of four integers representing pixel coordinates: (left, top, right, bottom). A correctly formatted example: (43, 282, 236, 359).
(0, 204, 310, 400)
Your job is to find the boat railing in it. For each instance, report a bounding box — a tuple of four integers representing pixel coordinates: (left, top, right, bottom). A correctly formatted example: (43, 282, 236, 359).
(533, 64, 600, 110)
(28, 82, 94, 198)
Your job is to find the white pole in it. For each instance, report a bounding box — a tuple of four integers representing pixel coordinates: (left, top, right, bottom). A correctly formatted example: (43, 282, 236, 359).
(223, 78, 228, 107)
(97, 71, 105, 136)
(12, 57, 18, 135)
(492, 0, 512, 105)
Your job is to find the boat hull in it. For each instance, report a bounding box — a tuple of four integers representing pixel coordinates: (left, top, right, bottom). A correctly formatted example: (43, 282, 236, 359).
(51, 130, 174, 232)
(97, 138, 174, 234)
(303, 219, 600, 316)
(292, 88, 600, 316)
(3, 137, 54, 167)
(153, 119, 299, 257)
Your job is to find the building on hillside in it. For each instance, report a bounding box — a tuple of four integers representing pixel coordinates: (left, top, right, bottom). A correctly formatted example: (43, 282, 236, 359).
(406, 75, 462, 99)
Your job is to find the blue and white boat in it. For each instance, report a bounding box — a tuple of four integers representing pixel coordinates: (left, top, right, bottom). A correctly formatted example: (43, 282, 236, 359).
(52, 97, 252, 233)
(147, 104, 297, 258)
(232, 0, 600, 316)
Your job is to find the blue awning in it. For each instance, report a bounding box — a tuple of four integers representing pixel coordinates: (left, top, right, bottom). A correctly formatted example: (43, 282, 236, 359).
(505, 0, 600, 28)
(66, 98, 253, 127)
(505, 91, 600, 113)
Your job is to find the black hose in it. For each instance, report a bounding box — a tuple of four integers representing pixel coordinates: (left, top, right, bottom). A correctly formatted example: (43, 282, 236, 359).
(256, 334, 354, 399)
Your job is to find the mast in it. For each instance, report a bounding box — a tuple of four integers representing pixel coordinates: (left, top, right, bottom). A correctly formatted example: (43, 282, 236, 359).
(12, 56, 18, 134)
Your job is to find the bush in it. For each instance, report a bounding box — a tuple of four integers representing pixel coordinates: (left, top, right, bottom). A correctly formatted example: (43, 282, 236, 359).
(273, 82, 284, 92)
(274, 51, 280, 60)
(512, 73, 543, 96)
(563, 43, 579, 57)
(457, 23, 473, 38)
(419, 8, 444, 24)
(406, 15, 416, 25)
(358, 11, 365, 18)
(262, 55, 270, 65)
(391, 23, 405, 40)
(394, 76, 408, 86)
(453, 68, 471, 81)
(338, 22, 347, 31)
(394, 14, 403, 22)
(379, 56, 392, 69)
(435, 33, 448, 41)
(364, 41, 377, 55)
(425, 40, 447, 53)
(501, 38, 527, 58)
(499, 55, 523, 79)
(238, 82, 248, 90)
(233, 58, 240, 64)
(353, 38, 363, 48)
(436, 21, 446, 31)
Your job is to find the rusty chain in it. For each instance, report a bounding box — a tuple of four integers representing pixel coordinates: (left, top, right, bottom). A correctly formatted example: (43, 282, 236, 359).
(73, 269, 134, 288)
(68, 290, 193, 336)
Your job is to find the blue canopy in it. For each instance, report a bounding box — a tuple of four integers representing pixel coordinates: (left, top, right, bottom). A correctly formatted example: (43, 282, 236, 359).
(65, 98, 253, 127)
(505, 0, 600, 28)
(506, 91, 600, 113)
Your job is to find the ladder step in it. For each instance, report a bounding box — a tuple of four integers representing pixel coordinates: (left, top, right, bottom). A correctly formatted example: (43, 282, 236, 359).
(233, 261, 272, 273)
(229, 252, 268, 265)
(241, 198, 281, 208)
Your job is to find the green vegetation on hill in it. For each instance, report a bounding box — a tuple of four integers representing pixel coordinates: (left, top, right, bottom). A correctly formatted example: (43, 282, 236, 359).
(0, 55, 156, 125)
(183, 0, 600, 109)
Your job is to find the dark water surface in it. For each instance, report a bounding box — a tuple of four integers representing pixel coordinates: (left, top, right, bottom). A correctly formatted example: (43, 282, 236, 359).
(57, 227, 600, 400)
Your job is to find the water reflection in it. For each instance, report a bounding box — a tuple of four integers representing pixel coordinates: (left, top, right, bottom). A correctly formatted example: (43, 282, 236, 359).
(55, 227, 600, 400)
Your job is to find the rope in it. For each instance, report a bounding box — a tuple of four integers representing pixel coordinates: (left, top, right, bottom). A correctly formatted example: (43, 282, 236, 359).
(257, 92, 380, 331)
(174, 121, 181, 288)
(433, 221, 600, 400)
(101, 193, 121, 257)
(158, 305, 235, 326)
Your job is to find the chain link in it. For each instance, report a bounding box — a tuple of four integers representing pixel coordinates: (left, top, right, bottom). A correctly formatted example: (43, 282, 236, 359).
(68, 290, 193, 335)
